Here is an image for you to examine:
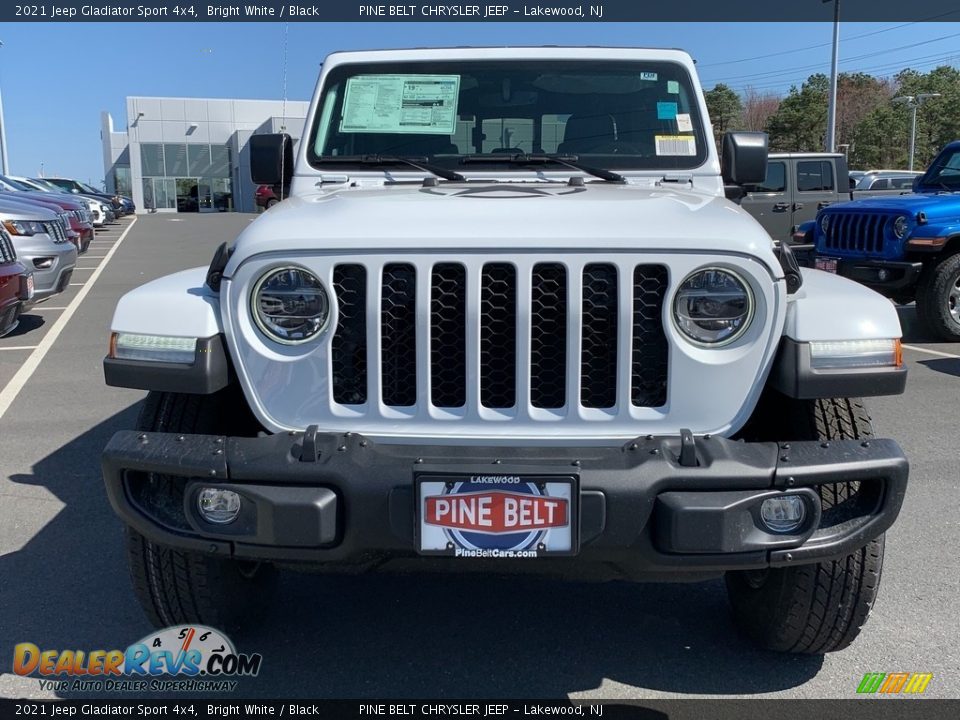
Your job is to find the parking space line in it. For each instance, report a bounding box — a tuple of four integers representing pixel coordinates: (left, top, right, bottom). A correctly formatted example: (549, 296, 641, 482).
(29, 306, 68, 311)
(0, 217, 138, 422)
(73, 267, 99, 271)
(68, 283, 85, 286)
(901, 344, 960, 360)
(0, 346, 39, 351)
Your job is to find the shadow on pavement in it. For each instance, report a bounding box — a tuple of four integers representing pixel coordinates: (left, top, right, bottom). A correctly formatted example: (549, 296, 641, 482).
(5, 313, 45, 339)
(917, 358, 960, 377)
(1, 405, 823, 699)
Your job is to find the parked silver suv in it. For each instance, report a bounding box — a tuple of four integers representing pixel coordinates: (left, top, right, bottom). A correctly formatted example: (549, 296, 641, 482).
(0, 197, 77, 303)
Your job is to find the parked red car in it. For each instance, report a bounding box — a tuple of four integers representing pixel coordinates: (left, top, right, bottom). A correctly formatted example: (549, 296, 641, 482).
(255, 185, 279, 209)
(0, 227, 32, 337)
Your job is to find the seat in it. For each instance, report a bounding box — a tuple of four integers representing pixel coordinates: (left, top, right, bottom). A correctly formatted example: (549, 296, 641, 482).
(557, 113, 618, 154)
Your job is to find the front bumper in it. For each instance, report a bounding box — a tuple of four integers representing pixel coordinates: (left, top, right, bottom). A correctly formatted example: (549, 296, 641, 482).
(103, 430, 908, 579)
(830, 258, 922, 295)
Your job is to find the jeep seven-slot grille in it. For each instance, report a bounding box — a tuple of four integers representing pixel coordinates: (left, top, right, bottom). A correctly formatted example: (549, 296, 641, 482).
(330, 261, 669, 412)
(822, 213, 890, 255)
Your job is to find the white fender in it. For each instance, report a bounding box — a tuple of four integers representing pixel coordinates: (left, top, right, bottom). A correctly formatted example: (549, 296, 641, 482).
(784, 269, 902, 342)
(111, 267, 222, 338)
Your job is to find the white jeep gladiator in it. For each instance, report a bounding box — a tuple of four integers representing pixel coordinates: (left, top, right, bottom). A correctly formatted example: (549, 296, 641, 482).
(102, 47, 909, 653)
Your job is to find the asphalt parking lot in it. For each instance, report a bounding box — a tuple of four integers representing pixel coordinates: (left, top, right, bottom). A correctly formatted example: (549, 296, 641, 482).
(0, 213, 957, 701)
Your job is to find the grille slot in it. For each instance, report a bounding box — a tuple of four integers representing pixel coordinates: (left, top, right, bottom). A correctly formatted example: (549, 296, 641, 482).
(0, 230, 15, 263)
(380, 263, 417, 407)
(530, 263, 568, 409)
(632, 265, 669, 407)
(480, 263, 517, 409)
(581, 263, 619, 408)
(331, 264, 367, 405)
(430, 263, 467, 408)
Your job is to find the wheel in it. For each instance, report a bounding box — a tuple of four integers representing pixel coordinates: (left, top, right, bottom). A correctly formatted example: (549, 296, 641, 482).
(265, 198, 279, 209)
(916, 252, 960, 341)
(125, 390, 277, 630)
(726, 395, 885, 654)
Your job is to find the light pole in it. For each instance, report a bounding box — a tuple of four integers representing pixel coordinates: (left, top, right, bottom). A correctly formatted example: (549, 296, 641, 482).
(0, 40, 8, 175)
(894, 93, 942, 171)
(823, 0, 841, 153)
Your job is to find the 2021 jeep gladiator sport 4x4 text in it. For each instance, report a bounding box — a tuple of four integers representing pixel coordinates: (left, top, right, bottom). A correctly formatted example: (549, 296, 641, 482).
(102, 48, 909, 653)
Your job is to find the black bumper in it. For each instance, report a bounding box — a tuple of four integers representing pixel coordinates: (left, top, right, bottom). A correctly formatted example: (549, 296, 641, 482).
(102, 430, 908, 579)
(835, 258, 923, 294)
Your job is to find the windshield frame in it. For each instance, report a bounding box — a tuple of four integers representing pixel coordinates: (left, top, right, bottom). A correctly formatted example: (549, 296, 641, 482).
(917, 145, 960, 191)
(306, 58, 709, 174)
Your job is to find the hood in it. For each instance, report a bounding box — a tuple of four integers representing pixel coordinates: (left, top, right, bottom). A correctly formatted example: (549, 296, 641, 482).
(227, 182, 777, 273)
(1, 190, 82, 211)
(828, 192, 960, 222)
(0, 196, 58, 220)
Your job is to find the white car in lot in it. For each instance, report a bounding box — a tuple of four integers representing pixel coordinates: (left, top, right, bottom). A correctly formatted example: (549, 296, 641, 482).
(101, 47, 908, 654)
(11, 176, 109, 227)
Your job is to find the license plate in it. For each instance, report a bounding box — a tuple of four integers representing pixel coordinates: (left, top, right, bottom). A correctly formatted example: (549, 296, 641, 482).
(815, 257, 838, 273)
(417, 474, 577, 557)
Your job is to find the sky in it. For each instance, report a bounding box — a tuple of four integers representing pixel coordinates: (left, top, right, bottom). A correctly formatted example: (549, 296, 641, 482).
(1, 20, 958, 185)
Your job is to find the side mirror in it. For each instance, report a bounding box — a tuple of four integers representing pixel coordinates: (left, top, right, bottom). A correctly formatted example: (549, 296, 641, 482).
(70, 188, 79, 194)
(250, 133, 294, 192)
(721, 131, 768, 186)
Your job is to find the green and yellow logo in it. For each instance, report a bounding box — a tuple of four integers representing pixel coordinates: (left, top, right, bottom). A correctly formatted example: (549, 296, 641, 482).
(857, 672, 933, 695)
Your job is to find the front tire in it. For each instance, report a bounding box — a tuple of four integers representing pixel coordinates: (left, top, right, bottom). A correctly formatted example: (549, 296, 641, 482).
(916, 252, 960, 341)
(125, 391, 277, 630)
(726, 396, 885, 653)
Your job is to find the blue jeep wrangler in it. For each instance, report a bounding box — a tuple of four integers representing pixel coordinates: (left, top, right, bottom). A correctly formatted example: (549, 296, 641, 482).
(807, 141, 960, 341)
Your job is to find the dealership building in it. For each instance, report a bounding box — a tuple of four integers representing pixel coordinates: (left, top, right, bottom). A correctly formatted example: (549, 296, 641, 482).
(101, 96, 309, 214)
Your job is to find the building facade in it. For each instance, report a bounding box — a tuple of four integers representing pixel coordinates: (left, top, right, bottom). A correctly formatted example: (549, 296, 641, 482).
(101, 96, 309, 214)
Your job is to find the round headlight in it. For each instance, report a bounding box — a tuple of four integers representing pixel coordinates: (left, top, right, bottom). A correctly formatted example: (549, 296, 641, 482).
(673, 268, 754, 346)
(819, 214, 830, 235)
(893, 215, 908, 239)
(252, 267, 330, 344)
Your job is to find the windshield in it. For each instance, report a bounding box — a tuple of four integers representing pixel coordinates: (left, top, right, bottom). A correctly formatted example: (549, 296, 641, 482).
(308, 59, 707, 172)
(920, 147, 960, 190)
(0, 175, 32, 192)
(30, 178, 66, 192)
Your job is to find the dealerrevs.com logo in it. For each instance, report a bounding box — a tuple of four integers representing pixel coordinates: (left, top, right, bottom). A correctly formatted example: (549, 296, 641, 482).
(13, 626, 261, 693)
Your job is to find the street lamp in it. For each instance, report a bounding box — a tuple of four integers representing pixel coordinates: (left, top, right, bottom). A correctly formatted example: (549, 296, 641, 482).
(0, 40, 8, 175)
(894, 93, 942, 171)
(823, 0, 841, 153)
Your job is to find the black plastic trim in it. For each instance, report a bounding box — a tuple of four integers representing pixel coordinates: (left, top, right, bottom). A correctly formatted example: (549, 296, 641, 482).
(769, 338, 907, 399)
(102, 429, 907, 577)
(103, 335, 231, 395)
(836, 259, 923, 292)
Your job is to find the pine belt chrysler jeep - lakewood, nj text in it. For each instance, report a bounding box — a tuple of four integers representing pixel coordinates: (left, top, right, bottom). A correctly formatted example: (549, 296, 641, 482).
(101, 47, 909, 654)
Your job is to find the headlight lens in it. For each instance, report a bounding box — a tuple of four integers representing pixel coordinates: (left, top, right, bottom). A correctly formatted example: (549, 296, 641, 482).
(673, 268, 754, 346)
(2, 219, 46, 236)
(252, 267, 330, 344)
(893, 215, 909, 239)
(819, 214, 830, 235)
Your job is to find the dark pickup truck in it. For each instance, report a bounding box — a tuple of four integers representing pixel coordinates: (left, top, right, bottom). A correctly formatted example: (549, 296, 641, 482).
(740, 153, 912, 241)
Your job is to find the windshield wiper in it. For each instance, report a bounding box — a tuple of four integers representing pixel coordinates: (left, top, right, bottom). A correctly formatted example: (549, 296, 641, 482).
(460, 153, 625, 183)
(316, 154, 466, 182)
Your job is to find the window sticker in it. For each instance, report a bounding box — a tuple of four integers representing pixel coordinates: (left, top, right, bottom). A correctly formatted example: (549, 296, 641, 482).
(657, 102, 678, 120)
(666, 80, 680, 94)
(676, 113, 693, 133)
(340, 75, 461, 134)
(655, 135, 697, 156)
(640, 72, 658, 81)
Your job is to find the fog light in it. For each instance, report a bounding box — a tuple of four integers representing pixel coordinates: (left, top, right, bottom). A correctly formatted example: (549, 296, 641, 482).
(760, 495, 806, 533)
(877, 269, 890, 282)
(197, 488, 241, 524)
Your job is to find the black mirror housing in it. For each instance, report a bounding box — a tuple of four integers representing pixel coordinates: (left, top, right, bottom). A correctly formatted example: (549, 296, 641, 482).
(250, 133, 294, 187)
(721, 132, 768, 186)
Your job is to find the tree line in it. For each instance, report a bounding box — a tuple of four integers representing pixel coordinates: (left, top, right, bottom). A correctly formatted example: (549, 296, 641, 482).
(704, 65, 960, 170)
